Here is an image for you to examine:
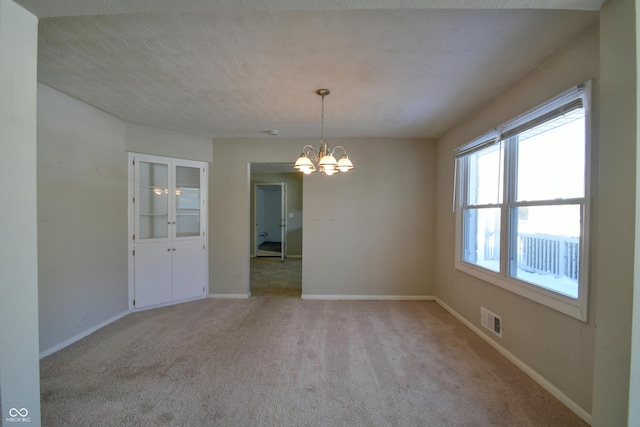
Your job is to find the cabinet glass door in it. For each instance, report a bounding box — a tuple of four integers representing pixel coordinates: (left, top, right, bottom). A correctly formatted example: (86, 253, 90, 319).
(137, 160, 169, 240)
(175, 165, 201, 238)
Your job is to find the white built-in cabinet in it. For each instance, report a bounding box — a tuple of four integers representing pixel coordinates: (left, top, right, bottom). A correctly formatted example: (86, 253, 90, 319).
(128, 153, 208, 310)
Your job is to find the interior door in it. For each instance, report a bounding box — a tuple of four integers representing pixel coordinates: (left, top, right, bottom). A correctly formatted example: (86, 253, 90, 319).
(280, 183, 286, 262)
(255, 183, 286, 259)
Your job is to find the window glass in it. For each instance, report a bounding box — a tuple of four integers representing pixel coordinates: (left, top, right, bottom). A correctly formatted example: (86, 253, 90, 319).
(509, 205, 580, 298)
(516, 113, 585, 202)
(462, 207, 501, 272)
(466, 145, 503, 206)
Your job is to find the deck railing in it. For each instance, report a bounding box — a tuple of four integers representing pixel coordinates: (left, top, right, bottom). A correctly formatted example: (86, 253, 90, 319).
(516, 233, 580, 281)
(482, 233, 579, 281)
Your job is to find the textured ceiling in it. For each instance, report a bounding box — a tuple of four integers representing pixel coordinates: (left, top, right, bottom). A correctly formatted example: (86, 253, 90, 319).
(25, 1, 599, 139)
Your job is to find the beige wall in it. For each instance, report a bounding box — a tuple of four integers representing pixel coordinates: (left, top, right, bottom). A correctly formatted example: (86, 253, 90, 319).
(36, 85, 215, 356)
(211, 137, 436, 297)
(250, 172, 303, 257)
(125, 122, 213, 163)
(0, 0, 41, 422)
(434, 24, 598, 416)
(303, 138, 436, 297)
(37, 85, 129, 354)
(592, 0, 637, 424)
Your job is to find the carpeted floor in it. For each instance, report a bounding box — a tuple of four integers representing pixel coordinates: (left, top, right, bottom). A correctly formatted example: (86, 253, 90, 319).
(40, 296, 587, 426)
(250, 257, 302, 298)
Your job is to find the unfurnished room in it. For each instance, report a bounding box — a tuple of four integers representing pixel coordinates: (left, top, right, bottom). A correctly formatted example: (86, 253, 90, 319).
(2, 0, 640, 426)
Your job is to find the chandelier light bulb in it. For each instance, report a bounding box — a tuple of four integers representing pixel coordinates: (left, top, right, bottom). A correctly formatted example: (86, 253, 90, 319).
(337, 154, 354, 172)
(324, 168, 336, 176)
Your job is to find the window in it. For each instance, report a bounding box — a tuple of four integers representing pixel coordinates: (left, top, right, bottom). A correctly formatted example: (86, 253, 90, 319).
(455, 83, 591, 321)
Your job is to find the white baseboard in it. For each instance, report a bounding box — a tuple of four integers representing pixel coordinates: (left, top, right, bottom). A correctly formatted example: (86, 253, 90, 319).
(40, 310, 129, 359)
(208, 293, 251, 299)
(301, 294, 435, 301)
(434, 297, 592, 425)
(250, 255, 303, 259)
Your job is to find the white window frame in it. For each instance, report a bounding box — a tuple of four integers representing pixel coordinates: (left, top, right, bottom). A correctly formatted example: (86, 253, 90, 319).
(454, 82, 592, 322)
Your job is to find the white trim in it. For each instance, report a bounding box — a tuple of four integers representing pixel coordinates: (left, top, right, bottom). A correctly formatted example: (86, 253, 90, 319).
(301, 294, 435, 301)
(40, 310, 129, 359)
(455, 262, 586, 321)
(250, 254, 302, 259)
(208, 293, 251, 299)
(132, 295, 206, 312)
(434, 297, 592, 425)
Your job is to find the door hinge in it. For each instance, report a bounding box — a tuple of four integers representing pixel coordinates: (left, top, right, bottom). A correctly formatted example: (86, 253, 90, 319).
(133, 249, 135, 256)
(132, 197, 135, 203)
(202, 231, 205, 237)
(133, 299, 136, 306)
(133, 234, 135, 241)
(203, 244, 205, 250)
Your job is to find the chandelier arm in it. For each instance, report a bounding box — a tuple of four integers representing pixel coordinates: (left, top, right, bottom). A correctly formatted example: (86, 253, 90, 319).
(302, 145, 318, 162)
(331, 145, 347, 156)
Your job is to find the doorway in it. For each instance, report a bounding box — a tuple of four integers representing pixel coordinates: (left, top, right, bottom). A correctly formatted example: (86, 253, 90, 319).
(254, 183, 286, 261)
(249, 163, 303, 298)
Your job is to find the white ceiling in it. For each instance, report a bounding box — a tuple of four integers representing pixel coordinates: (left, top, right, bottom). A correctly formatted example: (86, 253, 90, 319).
(18, 0, 601, 140)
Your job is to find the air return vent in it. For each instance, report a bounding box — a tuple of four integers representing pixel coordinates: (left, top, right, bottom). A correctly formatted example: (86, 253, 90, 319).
(481, 307, 503, 338)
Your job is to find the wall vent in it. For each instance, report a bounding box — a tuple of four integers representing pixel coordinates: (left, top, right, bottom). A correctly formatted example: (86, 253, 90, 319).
(481, 307, 503, 338)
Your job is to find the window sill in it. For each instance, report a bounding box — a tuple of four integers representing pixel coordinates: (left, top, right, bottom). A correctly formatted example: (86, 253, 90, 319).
(455, 261, 588, 322)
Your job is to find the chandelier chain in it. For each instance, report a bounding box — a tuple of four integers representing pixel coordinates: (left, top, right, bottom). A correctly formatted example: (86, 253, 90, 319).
(321, 93, 325, 142)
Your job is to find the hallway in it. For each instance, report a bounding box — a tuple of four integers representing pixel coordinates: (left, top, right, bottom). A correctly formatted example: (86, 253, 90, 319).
(250, 257, 302, 298)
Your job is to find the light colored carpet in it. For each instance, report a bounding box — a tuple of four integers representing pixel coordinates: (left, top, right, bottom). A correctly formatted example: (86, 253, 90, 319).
(40, 298, 586, 426)
(250, 257, 302, 298)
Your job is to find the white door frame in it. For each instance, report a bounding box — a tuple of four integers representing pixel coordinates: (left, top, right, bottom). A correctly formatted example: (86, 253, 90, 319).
(254, 182, 286, 261)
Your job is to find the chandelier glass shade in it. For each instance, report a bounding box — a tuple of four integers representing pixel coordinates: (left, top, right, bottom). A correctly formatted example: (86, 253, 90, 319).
(294, 89, 354, 175)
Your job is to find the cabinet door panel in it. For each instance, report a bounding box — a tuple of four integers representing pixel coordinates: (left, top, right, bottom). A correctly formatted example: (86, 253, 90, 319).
(175, 165, 202, 238)
(136, 160, 170, 240)
(134, 244, 172, 308)
(172, 240, 206, 301)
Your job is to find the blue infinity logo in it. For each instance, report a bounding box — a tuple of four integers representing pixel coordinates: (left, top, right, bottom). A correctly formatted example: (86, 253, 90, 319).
(9, 408, 28, 417)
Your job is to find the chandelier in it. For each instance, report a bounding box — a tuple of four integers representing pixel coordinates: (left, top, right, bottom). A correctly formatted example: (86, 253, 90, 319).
(294, 89, 354, 175)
